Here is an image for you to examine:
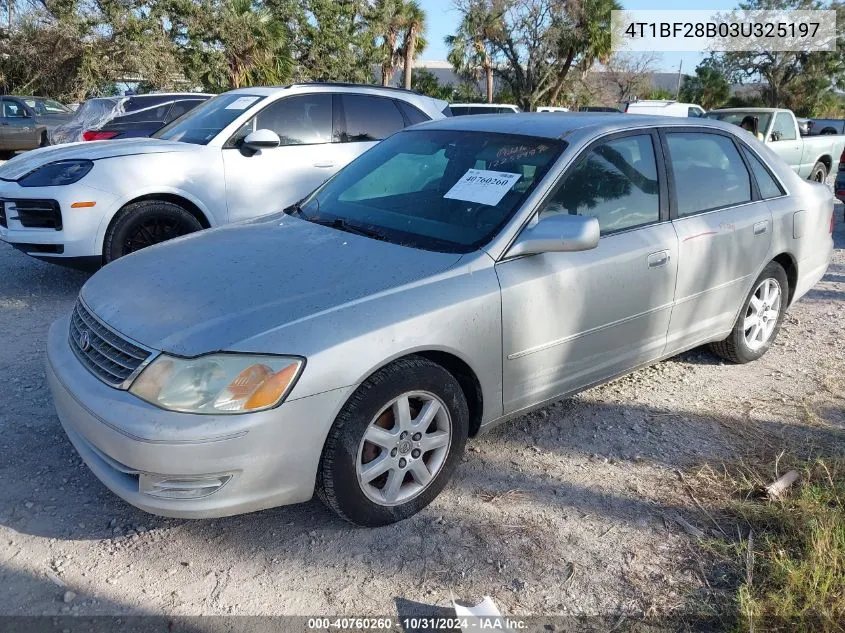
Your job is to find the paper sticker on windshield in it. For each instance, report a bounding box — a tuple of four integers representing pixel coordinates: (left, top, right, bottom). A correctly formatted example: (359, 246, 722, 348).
(225, 96, 260, 110)
(444, 169, 521, 206)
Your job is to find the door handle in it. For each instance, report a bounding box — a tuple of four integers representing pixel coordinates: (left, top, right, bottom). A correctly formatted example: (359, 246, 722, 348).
(313, 161, 335, 168)
(647, 250, 670, 268)
(753, 220, 768, 235)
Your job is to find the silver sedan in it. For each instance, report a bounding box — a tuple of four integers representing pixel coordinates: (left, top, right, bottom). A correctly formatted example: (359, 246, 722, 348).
(47, 114, 835, 526)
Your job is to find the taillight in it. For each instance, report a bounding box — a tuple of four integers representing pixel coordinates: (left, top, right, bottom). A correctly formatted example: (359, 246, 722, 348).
(82, 130, 118, 141)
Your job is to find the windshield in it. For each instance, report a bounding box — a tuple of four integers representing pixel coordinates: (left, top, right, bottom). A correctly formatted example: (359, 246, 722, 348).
(295, 129, 565, 253)
(23, 98, 71, 114)
(706, 110, 773, 133)
(153, 93, 266, 145)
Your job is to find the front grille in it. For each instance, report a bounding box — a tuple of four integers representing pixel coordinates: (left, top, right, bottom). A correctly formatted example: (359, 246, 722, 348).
(69, 299, 152, 388)
(14, 199, 62, 230)
(0, 200, 6, 228)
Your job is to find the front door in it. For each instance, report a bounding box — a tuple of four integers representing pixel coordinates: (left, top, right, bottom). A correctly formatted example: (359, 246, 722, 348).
(222, 93, 340, 223)
(496, 131, 678, 414)
(767, 111, 803, 175)
(0, 99, 37, 150)
(661, 130, 773, 354)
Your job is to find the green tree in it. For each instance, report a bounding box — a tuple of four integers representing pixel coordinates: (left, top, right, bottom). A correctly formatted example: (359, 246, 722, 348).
(451, 0, 621, 111)
(369, 0, 405, 86)
(400, 0, 425, 90)
(679, 61, 730, 110)
(445, 0, 500, 103)
(410, 68, 453, 100)
(712, 0, 845, 113)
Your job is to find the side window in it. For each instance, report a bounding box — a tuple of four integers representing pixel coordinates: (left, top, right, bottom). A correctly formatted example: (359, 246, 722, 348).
(688, 107, 704, 118)
(396, 100, 430, 126)
(771, 112, 796, 141)
(743, 147, 785, 199)
(165, 99, 205, 123)
(233, 94, 333, 146)
(665, 132, 752, 216)
(539, 134, 660, 234)
(341, 95, 405, 142)
(2, 100, 26, 118)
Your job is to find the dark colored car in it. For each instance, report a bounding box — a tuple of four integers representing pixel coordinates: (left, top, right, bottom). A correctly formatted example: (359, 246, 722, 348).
(0, 96, 73, 155)
(50, 93, 213, 144)
(578, 106, 622, 112)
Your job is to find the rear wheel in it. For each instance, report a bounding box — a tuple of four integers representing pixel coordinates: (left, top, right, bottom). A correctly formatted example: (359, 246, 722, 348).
(709, 262, 788, 364)
(809, 161, 827, 183)
(39, 131, 49, 147)
(103, 200, 203, 263)
(317, 356, 469, 526)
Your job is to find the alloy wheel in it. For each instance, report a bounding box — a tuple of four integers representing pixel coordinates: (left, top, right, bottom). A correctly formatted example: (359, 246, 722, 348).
(743, 278, 782, 351)
(355, 391, 451, 506)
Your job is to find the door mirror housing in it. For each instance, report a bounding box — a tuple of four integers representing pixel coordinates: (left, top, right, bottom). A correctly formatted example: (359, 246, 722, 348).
(770, 130, 782, 142)
(243, 129, 281, 151)
(507, 214, 600, 258)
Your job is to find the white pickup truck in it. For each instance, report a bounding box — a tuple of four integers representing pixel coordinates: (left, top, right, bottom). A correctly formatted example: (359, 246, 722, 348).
(707, 107, 845, 183)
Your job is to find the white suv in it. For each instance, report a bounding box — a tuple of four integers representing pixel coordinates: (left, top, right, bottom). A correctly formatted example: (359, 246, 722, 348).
(0, 84, 449, 266)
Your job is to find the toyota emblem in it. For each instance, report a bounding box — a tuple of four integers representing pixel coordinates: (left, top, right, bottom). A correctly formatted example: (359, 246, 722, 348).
(78, 330, 91, 352)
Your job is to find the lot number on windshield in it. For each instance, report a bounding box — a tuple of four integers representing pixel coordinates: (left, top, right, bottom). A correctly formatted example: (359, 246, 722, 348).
(444, 169, 521, 206)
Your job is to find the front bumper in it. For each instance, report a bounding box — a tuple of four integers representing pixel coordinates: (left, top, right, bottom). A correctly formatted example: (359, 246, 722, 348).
(46, 315, 351, 518)
(0, 180, 117, 259)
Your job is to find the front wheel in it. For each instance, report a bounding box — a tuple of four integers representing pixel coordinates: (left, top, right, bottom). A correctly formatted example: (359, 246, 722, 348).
(709, 262, 788, 364)
(103, 200, 203, 263)
(317, 356, 469, 526)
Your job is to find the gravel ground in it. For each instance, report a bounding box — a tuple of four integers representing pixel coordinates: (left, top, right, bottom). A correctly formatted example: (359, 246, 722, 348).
(0, 197, 842, 620)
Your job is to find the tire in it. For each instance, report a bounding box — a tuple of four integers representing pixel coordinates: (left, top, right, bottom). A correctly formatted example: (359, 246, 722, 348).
(709, 262, 789, 364)
(809, 161, 827, 183)
(103, 200, 203, 263)
(39, 131, 48, 147)
(317, 356, 469, 527)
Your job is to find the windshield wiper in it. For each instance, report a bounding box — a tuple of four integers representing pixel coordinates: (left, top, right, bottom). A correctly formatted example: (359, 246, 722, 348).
(310, 217, 388, 241)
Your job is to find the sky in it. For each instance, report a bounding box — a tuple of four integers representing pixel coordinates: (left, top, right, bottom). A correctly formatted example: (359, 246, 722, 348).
(423, 0, 738, 73)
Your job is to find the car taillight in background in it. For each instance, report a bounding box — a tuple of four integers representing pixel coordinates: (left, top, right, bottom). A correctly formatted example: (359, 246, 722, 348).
(839, 147, 845, 171)
(82, 130, 119, 142)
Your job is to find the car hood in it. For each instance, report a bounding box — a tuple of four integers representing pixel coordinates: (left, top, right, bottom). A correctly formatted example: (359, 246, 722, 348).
(0, 138, 200, 180)
(80, 216, 464, 357)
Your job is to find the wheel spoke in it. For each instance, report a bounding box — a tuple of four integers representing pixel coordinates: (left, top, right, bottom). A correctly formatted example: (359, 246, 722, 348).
(412, 399, 440, 431)
(749, 296, 763, 313)
(420, 430, 449, 452)
(360, 454, 392, 483)
(364, 425, 396, 449)
(392, 396, 413, 431)
(744, 315, 760, 330)
(409, 460, 432, 487)
(382, 468, 404, 503)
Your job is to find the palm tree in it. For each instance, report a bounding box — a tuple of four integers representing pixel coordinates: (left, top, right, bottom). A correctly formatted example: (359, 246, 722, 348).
(400, 0, 426, 90)
(369, 0, 405, 86)
(445, 1, 500, 103)
(547, 0, 620, 105)
(218, 0, 291, 89)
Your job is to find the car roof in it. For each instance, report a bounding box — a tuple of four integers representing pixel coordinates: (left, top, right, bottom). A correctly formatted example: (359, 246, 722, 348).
(709, 107, 782, 113)
(450, 103, 519, 107)
(414, 112, 741, 140)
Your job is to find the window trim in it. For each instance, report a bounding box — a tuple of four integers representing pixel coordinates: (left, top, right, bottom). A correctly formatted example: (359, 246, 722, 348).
(533, 128, 668, 237)
(737, 144, 789, 200)
(336, 93, 407, 144)
(222, 93, 337, 149)
(658, 127, 760, 220)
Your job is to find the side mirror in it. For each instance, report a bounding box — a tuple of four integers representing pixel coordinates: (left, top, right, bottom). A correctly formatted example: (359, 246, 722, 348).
(507, 213, 600, 258)
(243, 128, 280, 151)
(770, 130, 782, 142)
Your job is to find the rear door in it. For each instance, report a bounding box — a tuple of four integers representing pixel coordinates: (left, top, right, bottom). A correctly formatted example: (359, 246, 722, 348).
(222, 93, 339, 222)
(496, 131, 678, 413)
(330, 93, 410, 170)
(662, 128, 773, 354)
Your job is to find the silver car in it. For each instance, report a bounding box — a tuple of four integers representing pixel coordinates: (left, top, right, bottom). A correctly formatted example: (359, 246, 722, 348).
(46, 114, 835, 526)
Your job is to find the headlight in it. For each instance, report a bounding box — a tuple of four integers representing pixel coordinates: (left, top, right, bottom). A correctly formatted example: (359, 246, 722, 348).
(18, 160, 94, 187)
(129, 353, 304, 414)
